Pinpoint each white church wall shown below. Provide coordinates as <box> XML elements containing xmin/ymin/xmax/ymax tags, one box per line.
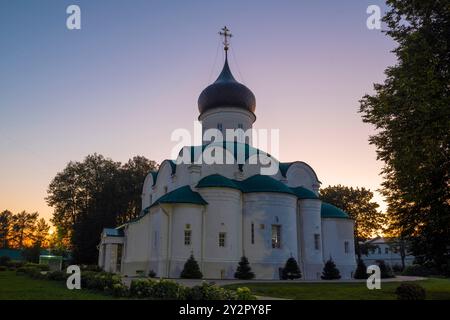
<box><xmin>152</xmin><ymin>160</ymin><xmax>174</xmax><ymax>200</ymax></box>
<box><xmin>199</xmin><ymin>107</ymin><xmax>256</xmax><ymax>144</ymax></box>
<box><xmin>321</xmin><ymin>218</ymin><xmax>357</xmax><ymax>279</ymax></box>
<box><xmin>243</xmin><ymin>192</ymin><xmax>298</xmax><ymax>279</ymax></box>
<box><xmin>168</xmin><ymin>204</ymin><xmax>203</xmax><ymax>278</ymax></box>
<box><xmin>121</xmin><ymin>213</ymin><xmax>152</xmax><ymax>276</ymax></box>
<box><xmin>285</xmin><ymin>162</ymin><xmax>320</xmax><ymax>193</ymax></box>
<box><xmin>298</xmin><ymin>199</ymin><xmax>324</xmax><ymax>280</ymax></box>
<box><xmin>199</xmin><ymin>187</ymin><xmax>242</xmax><ymax>279</ymax></box>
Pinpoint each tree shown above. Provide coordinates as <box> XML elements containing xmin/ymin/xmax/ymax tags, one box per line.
<box><xmin>22</xmin><ymin>243</ymin><xmax>41</xmax><ymax>263</ymax></box>
<box><xmin>10</xmin><ymin>211</ymin><xmax>38</xmax><ymax>248</ymax></box>
<box><xmin>359</xmin><ymin>0</ymin><xmax>450</xmax><ymax>272</ymax></box>
<box><xmin>281</xmin><ymin>257</ymin><xmax>302</xmax><ymax>280</ymax></box>
<box><xmin>47</xmin><ymin>154</ymin><xmax>157</xmax><ymax>264</ymax></box>
<box><xmin>234</xmin><ymin>256</ymin><xmax>255</xmax><ymax>280</ymax></box>
<box><xmin>321</xmin><ymin>258</ymin><xmax>341</xmax><ymax>280</ymax></box>
<box><xmin>354</xmin><ymin>259</ymin><xmax>368</xmax><ymax>279</ymax></box>
<box><xmin>180</xmin><ymin>254</ymin><xmax>203</xmax><ymax>279</ymax></box>
<box><xmin>117</xmin><ymin>156</ymin><xmax>158</xmax><ymax>224</ymax></box>
<box><xmin>32</xmin><ymin>218</ymin><xmax>50</xmax><ymax>248</ymax></box>
<box><xmin>0</xmin><ymin>210</ymin><xmax>12</xmax><ymax>248</ymax></box>
<box><xmin>320</xmin><ymin>185</ymin><xmax>385</xmax><ymax>259</ymax></box>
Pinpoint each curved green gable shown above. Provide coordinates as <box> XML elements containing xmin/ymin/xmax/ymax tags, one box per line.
<box><xmin>150</xmin><ymin>185</ymin><xmax>207</xmax><ymax>208</ymax></box>
<box><xmin>196</xmin><ymin>174</ymin><xmax>240</xmax><ymax>190</ymax></box>
<box><xmin>321</xmin><ymin>202</ymin><xmax>350</xmax><ymax>219</ymax></box>
<box><xmin>290</xmin><ymin>186</ymin><xmax>318</xmax><ymax>199</ymax></box>
<box><xmin>235</xmin><ymin>175</ymin><xmax>295</xmax><ymax>195</ymax></box>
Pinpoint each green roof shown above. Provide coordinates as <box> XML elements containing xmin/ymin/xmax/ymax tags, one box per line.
<box><xmin>197</xmin><ymin>174</ymin><xmax>318</xmax><ymax>198</ymax></box>
<box><xmin>150</xmin><ymin>171</ymin><xmax>158</xmax><ymax>184</ymax></box>
<box><xmin>196</xmin><ymin>174</ymin><xmax>240</xmax><ymax>190</ymax></box>
<box><xmin>321</xmin><ymin>202</ymin><xmax>350</xmax><ymax>219</ymax></box>
<box><xmin>235</xmin><ymin>175</ymin><xmax>296</xmax><ymax>195</ymax></box>
<box><xmin>150</xmin><ymin>185</ymin><xmax>208</xmax><ymax>208</ymax></box>
<box><xmin>290</xmin><ymin>186</ymin><xmax>318</xmax><ymax>199</ymax></box>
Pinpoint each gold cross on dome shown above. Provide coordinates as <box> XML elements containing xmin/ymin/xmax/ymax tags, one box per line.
<box><xmin>219</xmin><ymin>26</ymin><xmax>232</xmax><ymax>51</ymax></box>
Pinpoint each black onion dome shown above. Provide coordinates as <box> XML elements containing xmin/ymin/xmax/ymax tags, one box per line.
<box><xmin>198</xmin><ymin>57</ymin><xmax>256</xmax><ymax>114</ymax></box>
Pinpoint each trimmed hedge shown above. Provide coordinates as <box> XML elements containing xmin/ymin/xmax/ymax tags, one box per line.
<box><xmin>402</xmin><ymin>264</ymin><xmax>437</xmax><ymax>277</ymax></box>
<box><xmin>395</xmin><ymin>283</ymin><xmax>426</xmax><ymax>300</ymax></box>
<box><xmin>15</xmin><ymin>267</ymin><xmax>256</xmax><ymax>300</ymax></box>
<box><xmin>129</xmin><ymin>279</ymin><xmax>256</xmax><ymax>300</ymax></box>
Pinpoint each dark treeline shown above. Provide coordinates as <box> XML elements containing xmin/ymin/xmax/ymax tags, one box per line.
<box><xmin>359</xmin><ymin>0</ymin><xmax>449</xmax><ymax>273</ymax></box>
<box><xmin>46</xmin><ymin>154</ymin><xmax>157</xmax><ymax>264</ymax></box>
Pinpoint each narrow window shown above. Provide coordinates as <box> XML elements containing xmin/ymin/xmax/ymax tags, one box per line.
<box><xmin>314</xmin><ymin>234</ymin><xmax>320</xmax><ymax>250</ymax></box>
<box><xmin>251</xmin><ymin>223</ymin><xmax>255</xmax><ymax>244</ymax></box>
<box><xmin>219</xmin><ymin>232</ymin><xmax>226</xmax><ymax>247</ymax></box>
<box><xmin>164</xmin><ymin>186</ymin><xmax>168</xmax><ymax>194</ymax></box>
<box><xmin>184</xmin><ymin>230</ymin><xmax>191</xmax><ymax>246</ymax></box>
<box><xmin>344</xmin><ymin>241</ymin><xmax>349</xmax><ymax>254</ymax></box>
<box><xmin>385</xmin><ymin>247</ymin><xmax>389</xmax><ymax>254</ymax></box>
<box><xmin>377</xmin><ymin>247</ymin><xmax>381</xmax><ymax>254</ymax></box>
<box><xmin>271</xmin><ymin>225</ymin><xmax>281</xmax><ymax>249</ymax></box>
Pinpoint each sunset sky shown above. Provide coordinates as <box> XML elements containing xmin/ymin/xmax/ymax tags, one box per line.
<box><xmin>0</xmin><ymin>0</ymin><xmax>396</xmax><ymax>221</ymax></box>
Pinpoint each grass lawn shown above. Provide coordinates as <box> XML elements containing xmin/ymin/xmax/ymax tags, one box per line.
<box><xmin>0</xmin><ymin>271</ymin><xmax>114</xmax><ymax>300</ymax></box>
<box><xmin>224</xmin><ymin>278</ymin><xmax>450</xmax><ymax>300</ymax></box>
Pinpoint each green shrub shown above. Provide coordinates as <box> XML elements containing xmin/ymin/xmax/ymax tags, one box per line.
<box><xmin>321</xmin><ymin>258</ymin><xmax>341</xmax><ymax>280</ymax></box>
<box><xmin>16</xmin><ymin>267</ymin><xmax>28</xmax><ymax>274</ymax></box>
<box><xmin>234</xmin><ymin>256</ymin><xmax>255</xmax><ymax>280</ymax></box>
<box><xmin>353</xmin><ymin>259</ymin><xmax>368</xmax><ymax>279</ymax></box>
<box><xmin>281</xmin><ymin>257</ymin><xmax>302</xmax><ymax>280</ymax></box>
<box><xmin>402</xmin><ymin>264</ymin><xmax>437</xmax><ymax>277</ymax></box>
<box><xmin>0</xmin><ymin>266</ymin><xmax>7</xmax><ymax>271</ymax></box>
<box><xmin>150</xmin><ymin>279</ymin><xmax>185</xmax><ymax>300</ymax></box>
<box><xmin>25</xmin><ymin>263</ymin><xmax>50</xmax><ymax>271</ymax></box>
<box><xmin>0</xmin><ymin>256</ymin><xmax>11</xmax><ymax>266</ymax></box>
<box><xmin>392</xmin><ymin>264</ymin><xmax>403</xmax><ymax>273</ymax></box>
<box><xmin>130</xmin><ymin>279</ymin><xmax>155</xmax><ymax>298</ymax></box>
<box><xmin>7</xmin><ymin>260</ymin><xmax>24</xmax><ymax>269</ymax></box>
<box><xmin>136</xmin><ymin>270</ymin><xmax>145</xmax><ymax>277</ymax></box>
<box><xmin>185</xmin><ymin>282</ymin><xmax>232</xmax><ymax>300</ymax></box>
<box><xmin>377</xmin><ymin>260</ymin><xmax>394</xmax><ymax>278</ymax></box>
<box><xmin>109</xmin><ymin>282</ymin><xmax>129</xmax><ymax>297</ymax></box>
<box><xmin>395</xmin><ymin>283</ymin><xmax>426</xmax><ymax>300</ymax></box>
<box><xmin>46</xmin><ymin>270</ymin><xmax>66</xmax><ymax>281</ymax></box>
<box><xmin>235</xmin><ymin>287</ymin><xmax>257</xmax><ymax>300</ymax></box>
<box><xmin>81</xmin><ymin>265</ymin><xmax>102</xmax><ymax>272</ymax></box>
<box><xmin>80</xmin><ymin>271</ymin><xmax>120</xmax><ymax>291</ymax></box>
<box><xmin>180</xmin><ymin>254</ymin><xmax>203</xmax><ymax>279</ymax></box>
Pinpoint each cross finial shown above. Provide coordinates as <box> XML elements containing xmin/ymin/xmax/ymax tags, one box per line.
<box><xmin>219</xmin><ymin>26</ymin><xmax>232</xmax><ymax>52</ymax></box>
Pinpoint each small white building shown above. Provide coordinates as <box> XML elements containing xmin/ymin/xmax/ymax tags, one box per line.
<box><xmin>98</xmin><ymin>37</ymin><xmax>357</xmax><ymax>280</ymax></box>
<box><xmin>360</xmin><ymin>237</ymin><xmax>415</xmax><ymax>268</ymax></box>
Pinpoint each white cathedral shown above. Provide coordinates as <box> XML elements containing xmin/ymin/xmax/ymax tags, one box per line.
<box><xmin>98</xmin><ymin>29</ymin><xmax>356</xmax><ymax>280</ymax></box>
